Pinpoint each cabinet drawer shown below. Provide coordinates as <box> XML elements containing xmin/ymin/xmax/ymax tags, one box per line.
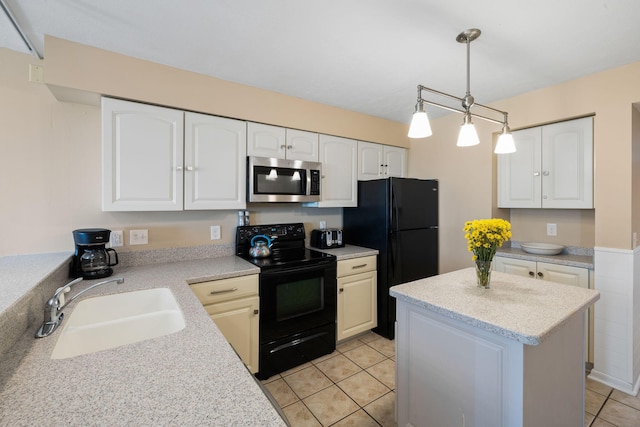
<box><xmin>190</xmin><ymin>274</ymin><xmax>258</xmax><ymax>305</ymax></box>
<box><xmin>338</xmin><ymin>255</ymin><xmax>377</xmax><ymax>277</ymax></box>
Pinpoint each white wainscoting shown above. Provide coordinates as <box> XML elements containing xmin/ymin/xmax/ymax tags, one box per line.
<box><xmin>589</xmin><ymin>246</ymin><xmax>640</xmax><ymax>395</ymax></box>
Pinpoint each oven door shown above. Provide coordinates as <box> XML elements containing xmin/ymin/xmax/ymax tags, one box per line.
<box><xmin>259</xmin><ymin>261</ymin><xmax>336</xmax><ymax>343</ymax></box>
<box><xmin>256</xmin><ymin>260</ymin><xmax>336</xmax><ymax>379</ymax></box>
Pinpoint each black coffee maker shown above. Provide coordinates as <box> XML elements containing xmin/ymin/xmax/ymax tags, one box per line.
<box><xmin>71</xmin><ymin>228</ymin><xmax>119</xmax><ymax>279</ymax></box>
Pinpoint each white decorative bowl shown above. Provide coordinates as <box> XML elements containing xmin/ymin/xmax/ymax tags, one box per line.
<box><xmin>520</xmin><ymin>242</ymin><xmax>565</xmax><ymax>255</ymax></box>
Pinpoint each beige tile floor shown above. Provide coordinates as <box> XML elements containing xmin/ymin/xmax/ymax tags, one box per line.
<box><xmin>261</xmin><ymin>331</ymin><xmax>640</xmax><ymax>426</ymax></box>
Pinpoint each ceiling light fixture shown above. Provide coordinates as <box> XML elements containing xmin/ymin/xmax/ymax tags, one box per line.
<box><xmin>408</xmin><ymin>28</ymin><xmax>515</xmax><ymax>154</ymax></box>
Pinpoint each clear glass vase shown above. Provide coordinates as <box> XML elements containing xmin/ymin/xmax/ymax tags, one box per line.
<box><xmin>475</xmin><ymin>259</ymin><xmax>493</xmax><ymax>289</ymax></box>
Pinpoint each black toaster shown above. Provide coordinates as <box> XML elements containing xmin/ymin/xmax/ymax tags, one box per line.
<box><xmin>310</xmin><ymin>229</ymin><xmax>344</xmax><ymax>249</ymax></box>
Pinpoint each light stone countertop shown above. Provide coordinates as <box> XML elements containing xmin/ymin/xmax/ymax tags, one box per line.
<box><xmin>496</xmin><ymin>247</ymin><xmax>593</xmax><ymax>269</ymax></box>
<box><xmin>0</xmin><ymin>252</ymin><xmax>72</xmax><ymax>314</ymax></box>
<box><xmin>0</xmin><ymin>255</ymin><xmax>287</xmax><ymax>426</ymax></box>
<box><xmin>309</xmin><ymin>244</ymin><xmax>378</xmax><ymax>260</ymax></box>
<box><xmin>390</xmin><ymin>267</ymin><xmax>600</xmax><ymax>346</ymax></box>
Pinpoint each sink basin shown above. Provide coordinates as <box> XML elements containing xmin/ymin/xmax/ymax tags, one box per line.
<box><xmin>51</xmin><ymin>288</ymin><xmax>185</xmax><ymax>359</ymax></box>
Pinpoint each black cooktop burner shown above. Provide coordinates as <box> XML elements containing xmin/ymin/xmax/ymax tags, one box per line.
<box><xmin>235</xmin><ymin>223</ymin><xmax>336</xmax><ymax>271</ymax></box>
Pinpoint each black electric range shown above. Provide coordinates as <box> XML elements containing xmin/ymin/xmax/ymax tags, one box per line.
<box><xmin>235</xmin><ymin>222</ymin><xmax>337</xmax><ymax>380</ymax></box>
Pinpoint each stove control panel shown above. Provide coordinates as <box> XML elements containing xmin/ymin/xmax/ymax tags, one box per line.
<box><xmin>236</xmin><ymin>223</ymin><xmax>306</xmax><ymax>248</ymax></box>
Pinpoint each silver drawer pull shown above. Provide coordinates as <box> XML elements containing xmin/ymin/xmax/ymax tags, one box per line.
<box><xmin>351</xmin><ymin>264</ymin><xmax>368</xmax><ymax>269</ymax></box>
<box><xmin>209</xmin><ymin>287</ymin><xmax>238</xmax><ymax>295</ymax></box>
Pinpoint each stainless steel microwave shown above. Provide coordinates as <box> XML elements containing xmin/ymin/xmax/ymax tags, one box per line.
<box><xmin>247</xmin><ymin>156</ymin><xmax>322</xmax><ymax>202</ymax></box>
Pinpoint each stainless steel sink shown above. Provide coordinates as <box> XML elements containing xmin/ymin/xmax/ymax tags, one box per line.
<box><xmin>51</xmin><ymin>288</ymin><xmax>185</xmax><ymax>359</ymax></box>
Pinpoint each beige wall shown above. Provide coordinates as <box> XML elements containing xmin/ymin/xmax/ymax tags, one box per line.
<box><xmin>44</xmin><ymin>36</ymin><xmax>409</xmax><ymax>148</ymax></box>
<box><xmin>409</xmin><ymin>61</ymin><xmax>640</xmax><ymax>273</ymax></box>
<box><xmin>0</xmin><ymin>47</ymin><xmax>340</xmax><ymax>256</ymax></box>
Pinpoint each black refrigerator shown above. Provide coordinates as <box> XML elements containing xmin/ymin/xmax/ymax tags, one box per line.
<box><xmin>343</xmin><ymin>177</ymin><xmax>438</xmax><ymax>339</ymax></box>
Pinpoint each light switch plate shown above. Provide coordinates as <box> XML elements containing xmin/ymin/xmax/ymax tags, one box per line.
<box><xmin>130</xmin><ymin>229</ymin><xmax>148</xmax><ymax>245</ymax></box>
<box><xmin>546</xmin><ymin>223</ymin><xmax>557</xmax><ymax>236</ymax></box>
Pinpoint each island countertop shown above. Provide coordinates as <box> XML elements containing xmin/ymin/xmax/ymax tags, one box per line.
<box><xmin>390</xmin><ymin>267</ymin><xmax>600</xmax><ymax>346</ymax></box>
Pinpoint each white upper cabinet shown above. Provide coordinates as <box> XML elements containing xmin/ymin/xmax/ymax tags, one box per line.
<box><xmin>358</xmin><ymin>141</ymin><xmax>407</xmax><ymax>180</ymax></box>
<box><xmin>247</xmin><ymin>123</ymin><xmax>318</xmax><ymax>161</ymax></box>
<box><xmin>102</xmin><ymin>98</ymin><xmax>246</xmax><ymax>211</ymax></box>
<box><xmin>102</xmin><ymin>97</ymin><xmax>184</xmax><ymax>211</ymax></box>
<box><xmin>498</xmin><ymin>116</ymin><xmax>593</xmax><ymax>209</ymax></box>
<box><xmin>306</xmin><ymin>135</ymin><xmax>358</xmax><ymax>207</ymax></box>
<box><xmin>184</xmin><ymin>112</ymin><xmax>247</xmax><ymax>210</ymax></box>
<box><xmin>285</xmin><ymin>129</ymin><xmax>319</xmax><ymax>162</ymax></box>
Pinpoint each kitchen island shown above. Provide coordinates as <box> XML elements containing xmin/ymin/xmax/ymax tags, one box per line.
<box><xmin>390</xmin><ymin>267</ymin><xmax>600</xmax><ymax>427</ymax></box>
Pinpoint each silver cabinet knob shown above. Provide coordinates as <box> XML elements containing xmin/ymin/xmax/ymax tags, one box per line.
<box><xmin>543</xmin><ymin>171</ymin><xmax>550</xmax><ymax>176</ymax></box>
<box><xmin>186</xmin><ymin>166</ymin><xmax>194</xmax><ymax>171</ymax></box>
<box><xmin>176</xmin><ymin>165</ymin><xmax>183</xmax><ymax>171</ymax></box>
<box><xmin>533</xmin><ymin>171</ymin><xmax>540</xmax><ymax>176</ymax></box>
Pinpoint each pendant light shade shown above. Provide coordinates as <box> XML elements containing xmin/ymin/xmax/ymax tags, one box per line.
<box><xmin>409</xmin><ymin>28</ymin><xmax>515</xmax><ymax>154</ymax></box>
<box><xmin>408</xmin><ymin>103</ymin><xmax>432</xmax><ymax>138</ymax></box>
<box><xmin>494</xmin><ymin>124</ymin><xmax>516</xmax><ymax>153</ymax></box>
<box><xmin>457</xmin><ymin>114</ymin><xmax>480</xmax><ymax>147</ymax></box>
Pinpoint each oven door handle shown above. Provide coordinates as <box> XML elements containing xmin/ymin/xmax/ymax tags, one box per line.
<box><xmin>259</xmin><ymin>261</ymin><xmax>334</xmax><ymax>277</ymax></box>
<box><xmin>269</xmin><ymin>331</ymin><xmax>329</xmax><ymax>354</ymax></box>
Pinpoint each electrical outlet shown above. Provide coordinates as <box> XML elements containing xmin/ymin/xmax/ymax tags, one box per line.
<box><xmin>319</xmin><ymin>221</ymin><xmax>327</xmax><ymax>229</ymax></box>
<box><xmin>546</xmin><ymin>223</ymin><xmax>557</xmax><ymax>236</ymax></box>
<box><xmin>130</xmin><ymin>229</ymin><xmax>148</xmax><ymax>245</ymax></box>
<box><xmin>210</xmin><ymin>225</ymin><xmax>221</xmax><ymax>240</ymax></box>
<box><xmin>110</xmin><ymin>230</ymin><xmax>124</xmax><ymax>247</ymax></box>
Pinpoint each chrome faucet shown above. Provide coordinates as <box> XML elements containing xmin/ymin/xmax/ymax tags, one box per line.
<box><xmin>35</xmin><ymin>276</ymin><xmax>124</xmax><ymax>338</ymax></box>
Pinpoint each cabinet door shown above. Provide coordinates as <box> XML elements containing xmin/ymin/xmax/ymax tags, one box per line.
<box><xmin>310</xmin><ymin>135</ymin><xmax>358</xmax><ymax>207</ymax></box>
<box><xmin>383</xmin><ymin>146</ymin><xmax>407</xmax><ymax>178</ymax></box>
<box><xmin>357</xmin><ymin>141</ymin><xmax>384</xmax><ymax>180</ymax></box>
<box><xmin>102</xmin><ymin>97</ymin><xmax>184</xmax><ymax>211</ymax></box>
<box><xmin>536</xmin><ymin>262</ymin><xmax>589</xmax><ymax>288</ymax></box>
<box><xmin>184</xmin><ymin>113</ymin><xmax>247</xmax><ymax>210</ymax></box>
<box><xmin>247</xmin><ymin>122</ymin><xmax>286</xmax><ymax>159</ymax></box>
<box><xmin>493</xmin><ymin>257</ymin><xmax>536</xmax><ymax>278</ymax></box>
<box><xmin>205</xmin><ymin>296</ymin><xmax>259</xmax><ymax>374</ymax></box>
<box><xmin>337</xmin><ymin>270</ymin><xmax>377</xmax><ymax>341</ymax></box>
<box><xmin>497</xmin><ymin>127</ymin><xmax>541</xmax><ymax>208</ymax></box>
<box><xmin>541</xmin><ymin>117</ymin><xmax>593</xmax><ymax>209</ymax></box>
<box><xmin>285</xmin><ymin>129</ymin><xmax>319</xmax><ymax>161</ymax></box>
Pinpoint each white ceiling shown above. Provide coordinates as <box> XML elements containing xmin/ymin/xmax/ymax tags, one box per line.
<box><xmin>2</xmin><ymin>0</ymin><xmax>640</xmax><ymax>124</ymax></box>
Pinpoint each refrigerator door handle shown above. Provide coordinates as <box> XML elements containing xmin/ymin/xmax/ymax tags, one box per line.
<box><xmin>389</xmin><ymin>233</ymin><xmax>396</xmax><ymax>279</ymax></box>
<box><xmin>391</xmin><ymin>186</ymin><xmax>400</xmax><ymax>232</ymax></box>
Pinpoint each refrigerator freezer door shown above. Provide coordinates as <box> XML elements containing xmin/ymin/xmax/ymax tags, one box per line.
<box><xmin>389</xmin><ymin>178</ymin><xmax>438</xmax><ymax>231</ymax></box>
<box><xmin>388</xmin><ymin>228</ymin><xmax>438</xmax><ymax>286</ymax></box>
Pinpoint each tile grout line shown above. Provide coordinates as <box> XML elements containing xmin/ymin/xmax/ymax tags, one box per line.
<box><xmin>272</xmin><ymin>336</ymin><xmax>395</xmax><ymax>426</ymax></box>
<box><xmin>588</xmin><ymin>388</ymin><xmax>612</xmax><ymax>426</ymax></box>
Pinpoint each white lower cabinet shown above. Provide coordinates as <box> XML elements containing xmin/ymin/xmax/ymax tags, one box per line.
<box><xmin>190</xmin><ymin>275</ymin><xmax>259</xmax><ymax>373</ymax></box>
<box><xmin>337</xmin><ymin>256</ymin><xmax>377</xmax><ymax>341</ymax></box>
<box><xmin>494</xmin><ymin>256</ymin><xmax>593</xmax><ymax>363</ymax></box>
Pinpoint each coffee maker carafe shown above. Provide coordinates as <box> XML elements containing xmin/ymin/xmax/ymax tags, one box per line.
<box><xmin>71</xmin><ymin>228</ymin><xmax>119</xmax><ymax>279</ymax></box>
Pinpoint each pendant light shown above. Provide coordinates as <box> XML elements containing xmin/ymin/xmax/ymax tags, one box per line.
<box><xmin>408</xmin><ymin>28</ymin><xmax>516</xmax><ymax>154</ymax></box>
